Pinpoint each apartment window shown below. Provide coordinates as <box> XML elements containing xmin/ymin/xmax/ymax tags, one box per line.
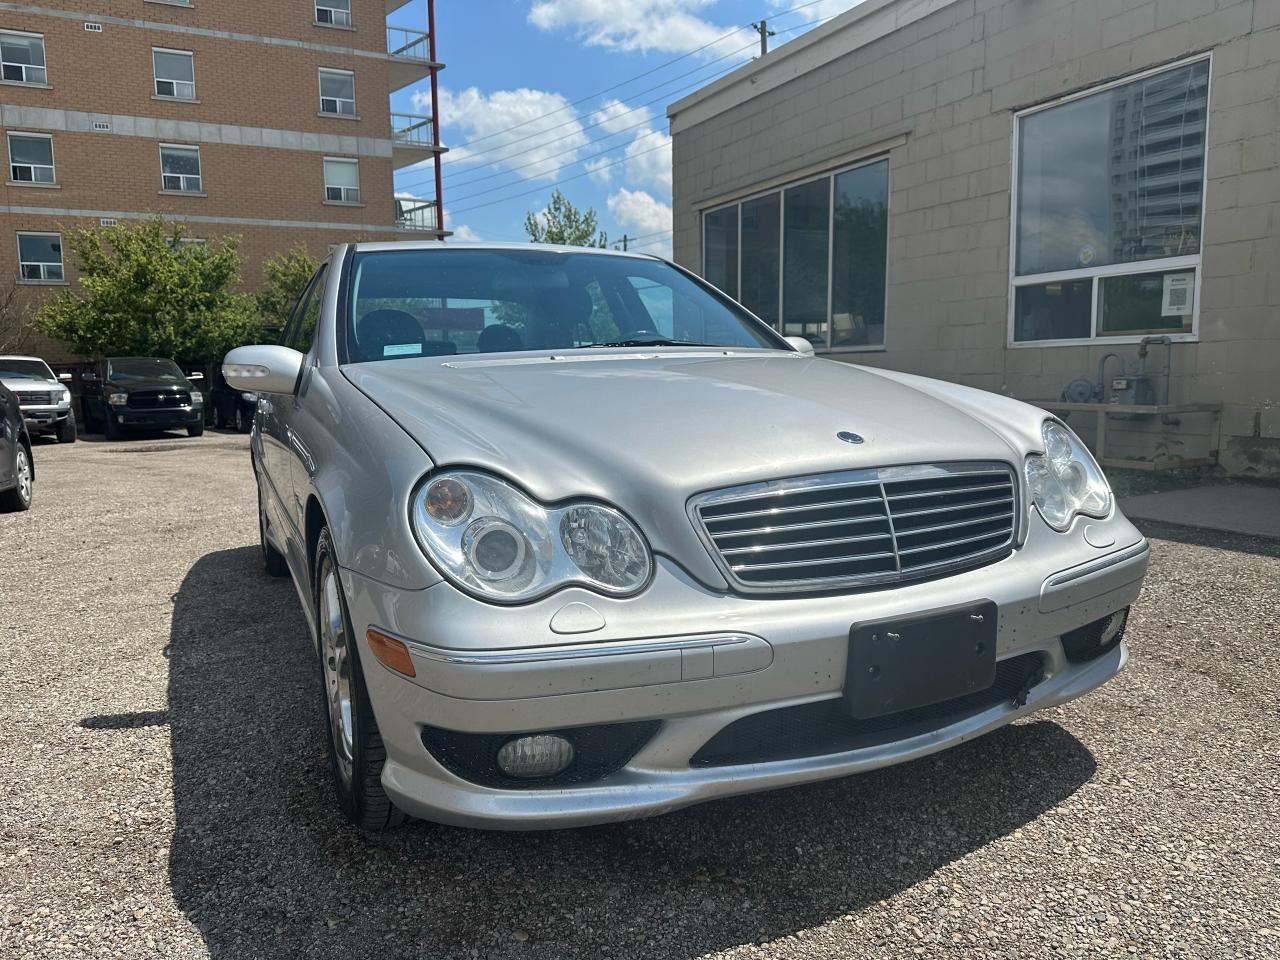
<box><xmin>319</xmin><ymin>68</ymin><xmax>355</xmax><ymax>116</ymax></box>
<box><xmin>316</xmin><ymin>0</ymin><xmax>352</xmax><ymax>27</ymax></box>
<box><xmin>702</xmin><ymin>156</ymin><xmax>889</xmax><ymax>350</ymax></box>
<box><xmin>153</xmin><ymin>48</ymin><xmax>195</xmax><ymax>100</ymax></box>
<box><xmin>7</xmin><ymin>133</ymin><xmax>55</xmax><ymax>184</ymax></box>
<box><xmin>1011</xmin><ymin>57</ymin><xmax>1209</xmax><ymax>344</ymax></box>
<box><xmin>17</xmin><ymin>232</ymin><xmax>63</xmax><ymax>282</ymax></box>
<box><xmin>323</xmin><ymin>157</ymin><xmax>360</xmax><ymax>203</ymax></box>
<box><xmin>160</xmin><ymin>144</ymin><xmax>202</xmax><ymax>193</ymax></box>
<box><xmin>0</xmin><ymin>31</ymin><xmax>46</xmax><ymax>85</ymax></box>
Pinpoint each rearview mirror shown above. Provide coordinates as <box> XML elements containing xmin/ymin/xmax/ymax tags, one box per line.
<box><xmin>785</xmin><ymin>336</ymin><xmax>816</xmax><ymax>357</ymax></box>
<box><xmin>57</xmin><ymin>372</ymin><xmax>73</xmax><ymax>382</ymax></box>
<box><xmin>223</xmin><ymin>345</ymin><xmax>305</xmax><ymax>395</ymax></box>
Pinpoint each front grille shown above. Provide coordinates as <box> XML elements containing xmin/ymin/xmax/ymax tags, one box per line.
<box><xmin>16</xmin><ymin>390</ymin><xmax>53</xmax><ymax>404</ymax></box>
<box><xmin>691</xmin><ymin>653</ymin><xmax>1045</xmax><ymax>767</ymax></box>
<box><xmin>692</xmin><ymin>463</ymin><xmax>1017</xmax><ymax>593</ymax></box>
<box><xmin>126</xmin><ymin>390</ymin><xmax>190</xmax><ymax>409</ymax></box>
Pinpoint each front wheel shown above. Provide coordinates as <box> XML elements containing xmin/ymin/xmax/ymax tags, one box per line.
<box><xmin>57</xmin><ymin>412</ymin><xmax>77</xmax><ymax>443</ymax></box>
<box><xmin>0</xmin><ymin>442</ymin><xmax>32</xmax><ymax>512</ymax></box>
<box><xmin>103</xmin><ymin>412</ymin><xmax>121</xmax><ymax>441</ymax></box>
<box><xmin>314</xmin><ymin>527</ymin><xmax>404</xmax><ymax>831</ymax></box>
<box><xmin>235</xmin><ymin>404</ymin><xmax>249</xmax><ymax>434</ymax></box>
<box><xmin>187</xmin><ymin>421</ymin><xmax>204</xmax><ymax>438</ymax></box>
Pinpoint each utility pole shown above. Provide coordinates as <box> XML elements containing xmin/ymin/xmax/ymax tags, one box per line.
<box><xmin>622</xmin><ymin>234</ymin><xmax>629</xmax><ymax>252</ymax></box>
<box><xmin>752</xmin><ymin>19</ymin><xmax>775</xmax><ymax>57</ymax></box>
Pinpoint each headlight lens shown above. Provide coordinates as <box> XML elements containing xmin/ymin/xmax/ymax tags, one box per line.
<box><xmin>1025</xmin><ymin>420</ymin><xmax>1111</xmax><ymax>531</ymax></box>
<box><xmin>191</xmin><ymin>391</ymin><xmax>203</xmax><ymax>407</ymax></box>
<box><xmin>240</xmin><ymin>392</ymin><xmax>259</xmax><ymax>403</ymax></box>
<box><xmin>411</xmin><ymin>471</ymin><xmax>652</xmax><ymax>602</ymax></box>
<box><xmin>59</xmin><ymin>388</ymin><xmax>71</xmax><ymax>405</ymax></box>
<box><xmin>108</xmin><ymin>392</ymin><xmax>128</xmax><ymax>405</ymax></box>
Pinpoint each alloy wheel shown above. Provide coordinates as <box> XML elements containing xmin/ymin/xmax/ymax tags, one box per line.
<box><xmin>319</xmin><ymin>563</ymin><xmax>355</xmax><ymax>787</ymax></box>
<box><xmin>15</xmin><ymin>447</ymin><xmax>31</xmax><ymax>506</ymax></box>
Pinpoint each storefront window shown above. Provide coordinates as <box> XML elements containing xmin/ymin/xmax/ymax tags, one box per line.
<box><xmin>702</xmin><ymin>156</ymin><xmax>889</xmax><ymax>351</ymax></box>
<box><xmin>1012</xmin><ymin>57</ymin><xmax>1208</xmax><ymax>343</ymax></box>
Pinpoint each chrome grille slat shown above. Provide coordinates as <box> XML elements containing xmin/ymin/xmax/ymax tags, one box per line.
<box><xmin>701</xmin><ymin>494</ymin><xmax>885</xmax><ymax>525</ymax></box>
<box><xmin>709</xmin><ymin>513</ymin><xmax>891</xmax><ymax>541</ymax></box>
<box><xmin>692</xmin><ymin>462</ymin><xmax>1018</xmax><ymax>592</ymax></box>
<box><xmin>720</xmin><ymin>530</ymin><xmax>894</xmax><ymax>557</ymax></box>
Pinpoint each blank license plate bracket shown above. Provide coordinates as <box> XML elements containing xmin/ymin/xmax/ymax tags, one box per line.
<box><xmin>845</xmin><ymin>600</ymin><xmax>997</xmax><ymax>720</ymax></box>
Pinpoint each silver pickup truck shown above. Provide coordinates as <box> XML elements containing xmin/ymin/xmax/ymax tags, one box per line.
<box><xmin>0</xmin><ymin>356</ymin><xmax>77</xmax><ymax>443</ymax></box>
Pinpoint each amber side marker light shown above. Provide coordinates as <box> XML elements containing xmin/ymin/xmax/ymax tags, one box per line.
<box><xmin>367</xmin><ymin>629</ymin><xmax>416</xmax><ymax>677</ymax></box>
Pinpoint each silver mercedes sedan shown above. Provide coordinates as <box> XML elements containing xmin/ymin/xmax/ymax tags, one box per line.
<box><xmin>223</xmin><ymin>242</ymin><xmax>1148</xmax><ymax>832</ymax></box>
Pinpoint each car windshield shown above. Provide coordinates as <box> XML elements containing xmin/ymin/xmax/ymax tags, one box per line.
<box><xmin>107</xmin><ymin>358</ymin><xmax>188</xmax><ymax>382</ymax></box>
<box><xmin>0</xmin><ymin>359</ymin><xmax>54</xmax><ymax>380</ymax></box>
<box><xmin>343</xmin><ymin>248</ymin><xmax>786</xmax><ymax>363</ymax></box>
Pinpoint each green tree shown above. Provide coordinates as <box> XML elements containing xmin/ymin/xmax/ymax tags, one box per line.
<box><xmin>523</xmin><ymin>189</ymin><xmax>608</xmax><ymax>247</ymax></box>
<box><xmin>35</xmin><ymin>219</ymin><xmax>259</xmax><ymax>363</ymax></box>
<box><xmin>257</xmin><ymin>245</ymin><xmax>319</xmax><ymax>329</ymax></box>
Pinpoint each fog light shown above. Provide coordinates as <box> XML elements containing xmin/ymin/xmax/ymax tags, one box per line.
<box><xmin>1099</xmin><ymin>608</ymin><xmax>1127</xmax><ymax>646</ymax></box>
<box><xmin>496</xmin><ymin>734</ymin><xmax>574</xmax><ymax>779</ymax></box>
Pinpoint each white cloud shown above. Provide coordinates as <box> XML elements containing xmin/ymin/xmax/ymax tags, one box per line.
<box><xmin>450</xmin><ymin>223</ymin><xmax>483</xmax><ymax>242</ymax></box>
<box><xmin>591</xmin><ymin>98</ymin><xmax>652</xmax><ymax>134</ymax></box>
<box><xmin>584</xmin><ymin>156</ymin><xmax>613</xmax><ymax>186</ymax></box>
<box><xmin>417</xmin><ymin>86</ymin><xmax>589</xmax><ymax>181</ymax></box>
<box><xmin>624</xmin><ymin>128</ymin><xmax>672</xmax><ymax>190</ymax></box>
<box><xmin>528</xmin><ymin>0</ymin><xmax>754</xmax><ymax>56</ymax></box>
<box><xmin>607</xmin><ymin>188</ymin><xmax>672</xmax><ymax>255</ymax></box>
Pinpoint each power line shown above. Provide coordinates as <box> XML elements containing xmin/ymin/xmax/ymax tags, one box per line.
<box><xmin>417</xmin><ymin>0</ymin><xmax>839</xmax><ymax>166</ymax></box>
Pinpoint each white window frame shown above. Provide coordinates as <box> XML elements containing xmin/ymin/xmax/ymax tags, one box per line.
<box><xmin>16</xmin><ymin>231</ymin><xmax>64</xmax><ymax>282</ymax></box>
<box><xmin>0</xmin><ymin>30</ymin><xmax>46</xmax><ymax>86</ymax></box>
<box><xmin>323</xmin><ymin>156</ymin><xmax>361</xmax><ymax>203</ymax></box>
<box><xmin>159</xmin><ymin>143</ymin><xmax>202</xmax><ymax>193</ymax></box>
<box><xmin>315</xmin><ymin>0</ymin><xmax>352</xmax><ymax>27</ymax></box>
<box><xmin>152</xmin><ymin>47</ymin><xmax>196</xmax><ymax>100</ymax></box>
<box><xmin>318</xmin><ymin>68</ymin><xmax>356</xmax><ymax>116</ymax></box>
<box><xmin>1007</xmin><ymin>53</ymin><xmax>1211</xmax><ymax>348</ymax></box>
<box><xmin>7</xmin><ymin>131</ymin><xmax>55</xmax><ymax>184</ymax></box>
<box><xmin>700</xmin><ymin>154</ymin><xmax>891</xmax><ymax>354</ymax></box>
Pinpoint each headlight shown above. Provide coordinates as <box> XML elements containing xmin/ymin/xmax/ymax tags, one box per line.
<box><xmin>1025</xmin><ymin>420</ymin><xmax>1111</xmax><ymax>531</ymax></box>
<box><xmin>240</xmin><ymin>392</ymin><xmax>259</xmax><ymax>403</ymax></box>
<box><xmin>59</xmin><ymin>388</ymin><xmax>71</xmax><ymax>405</ymax></box>
<box><xmin>191</xmin><ymin>391</ymin><xmax>203</xmax><ymax>407</ymax></box>
<box><xmin>108</xmin><ymin>392</ymin><xmax>128</xmax><ymax>405</ymax></box>
<box><xmin>411</xmin><ymin>470</ymin><xmax>652</xmax><ymax>602</ymax></box>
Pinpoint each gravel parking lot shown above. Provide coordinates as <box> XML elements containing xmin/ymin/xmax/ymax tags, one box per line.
<box><xmin>1</xmin><ymin>432</ymin><xmax>1278</xmax><ymax>959</ymax></box>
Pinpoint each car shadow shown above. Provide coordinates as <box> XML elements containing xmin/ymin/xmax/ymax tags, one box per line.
<box><xmin>147</xmin><ymin>547</ymin><xmax>1097</xmax><ymax>959</ymax></box>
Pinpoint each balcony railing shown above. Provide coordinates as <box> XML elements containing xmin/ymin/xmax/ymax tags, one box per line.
<box><xmin>387</xmin><ymin>26</ymin><xmax>430</xmax><ymax>61</ymax></box>
<box><xmin>395</xmin><ymin>197</ymin><xmax>438</xmax><ymax>231</ymax></box>
<box><xmin>392</xmin><ymin>113</ymin><xmax>434</xmax><ymax>147</ymax></box>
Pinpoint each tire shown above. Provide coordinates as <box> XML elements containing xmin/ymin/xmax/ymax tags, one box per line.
<box><xmin>103</xmin><ymin>412</ymin><xmax>121</xmax><ymax>441</ymax></box>
<box><xmin>313</xmin><ymin>527</ymin><xmax>405</xmax><ymax>831</ymax></box>
<box><xmin>187</xmin><ymin>421</ymin><xmax>205</xmax><ymax>438</ymax></box>
<box><xmin>213</xmin><ymin>406</ymin><xmax>225</xmax><ymax>429</ymax></box>
<box><xmin>57</xmin><ymin>412</ymin><xmax>77</xmax><ymax>444</ymax></box>
<box><xmin>0</xmin><ymin>442</ymin><xmax>33</xmax><ymax>512</ymax></box>
<box><xmin>257</xmin><ymin>480</ymin><xmax>289</xmax><ymax>578</ymax></box>
<box><xmin>235</xmin><ymin>404</ymin><xmax>249</xmax><ymax>434</ymax></box>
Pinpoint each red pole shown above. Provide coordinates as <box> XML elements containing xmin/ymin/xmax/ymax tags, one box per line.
<box><xmin>427</xmin><ymin>0</ymin><xmax>444</xmax><ymax>238</ymax></box>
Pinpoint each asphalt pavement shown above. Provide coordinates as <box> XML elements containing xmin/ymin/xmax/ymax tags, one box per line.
<box><xmin>1</xmin><ymin>431</ymin><xmax>1277</xmax><ymax>959</ymax></box>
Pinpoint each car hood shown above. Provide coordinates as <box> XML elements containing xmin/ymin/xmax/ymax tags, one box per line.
<box><xmin>343</xmin><ymin>348</ymin><xmax>1030</xmax><ymax>497</ymax></box>
<box><xmin>105</xmin><ymin>378</ymin><xmax>191</xmax><ymax>391</ymax></box>
<box><xmin>0</xmin><ymin>377</ymin><xmax>59</xmax><ymax>393</ymax></box>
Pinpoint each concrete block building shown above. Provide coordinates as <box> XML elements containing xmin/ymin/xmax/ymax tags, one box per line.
<box><xmin>669</xmin><ymin>0</ymin><xmax>1280</xmax><ymax>476</ymax></box>
<box><xmin>1</xmin><ymin>0</ymin><xmax>446</xmax><ymax>352</ymax></box>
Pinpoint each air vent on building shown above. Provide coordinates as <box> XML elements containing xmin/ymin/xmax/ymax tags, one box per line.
<box><xmin>100</xmin><ymin>218</ymin><xmax>118</xmax><ymax>227</ymax></box>
<box><xmin>84</xmin><ymin>22</ymin><xmax>103</xmax><ymax>32</ymax></box>
<box><xmin>92</xmin><ymin>121</ymin><xmax>111</xmax><ymax>132</ymax></box>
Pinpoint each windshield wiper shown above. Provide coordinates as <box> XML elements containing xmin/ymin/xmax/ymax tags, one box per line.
<box><xmin>574</xmin><ymin>337</ymin><xmax>720</xmax><ymax>348</ymax></box>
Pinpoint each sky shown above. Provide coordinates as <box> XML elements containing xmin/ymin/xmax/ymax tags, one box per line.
<box><xmin>388</xmin><ymin>1</ymin><xmax>866</xmax><ymax>256</ymax></box>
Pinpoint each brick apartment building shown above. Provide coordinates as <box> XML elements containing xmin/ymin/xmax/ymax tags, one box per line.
<box><xmin>0</xmin><ymin>0</ymin><xmax>446</xmax><ymax>352</ymax></box>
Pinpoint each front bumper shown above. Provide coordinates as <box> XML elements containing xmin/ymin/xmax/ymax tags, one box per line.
<box><xmin>341</xmin><ymin>515</ymin><xmax>1149</xmax><ymax>830</ymax></box>
<box><xmin>113</xmin><ymin>406</ymin><xmax>201</xmax><ymax>427</ymax></box>
<box><xmin>21</xmin><ymin>404</ymin><xmax>72</xmax><ymax>431</ymax></box>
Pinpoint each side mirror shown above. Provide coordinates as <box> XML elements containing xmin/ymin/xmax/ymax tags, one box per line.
<box><xmin>57</xmin><ymin>372</ymin><xmax>73</xmax><ymax>382</ymax></box>
<box><xmin>223</xmin><ymin>344</ymin><xmax>304</xmax><ymax>395</ymax></box>
<box><xmin>785</xmin><ymin>336</ymin><xmax>816</xmax><ymax>357</ymax></box>
<box><xmin>82</xmin><ymin>372</ymin><xmax>99</xmax><ymax>382</ymax></box>
<box><xmin>186</xmin><ymin>371</ymin><xmax>205</xmax><ymax>381</ymax></box>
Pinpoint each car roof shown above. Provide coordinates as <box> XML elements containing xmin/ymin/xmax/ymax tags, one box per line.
<box><xmin>0</xmin><ymin>355</ymin><xmax>48</xmax><ymax>362</ymax></box>
<box><xmin>340</xmin><ymin>240</ymin><xmax>665</xmax><ymax>261</ymax></box>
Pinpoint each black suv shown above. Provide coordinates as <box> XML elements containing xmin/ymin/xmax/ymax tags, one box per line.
<box><xmin>210</xmin><ymin>368</ymin><xmax>256</xmax><ymax>433</ymax></box>
<box><xmin>82</xmin><ymin>357</ymin><xmax>205</xmax><ymax>439</ymax></box>
<box><xmin>0</xmin><ymin>382</ymin><xmax>34</xmax><ymax>511</ymax></box>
